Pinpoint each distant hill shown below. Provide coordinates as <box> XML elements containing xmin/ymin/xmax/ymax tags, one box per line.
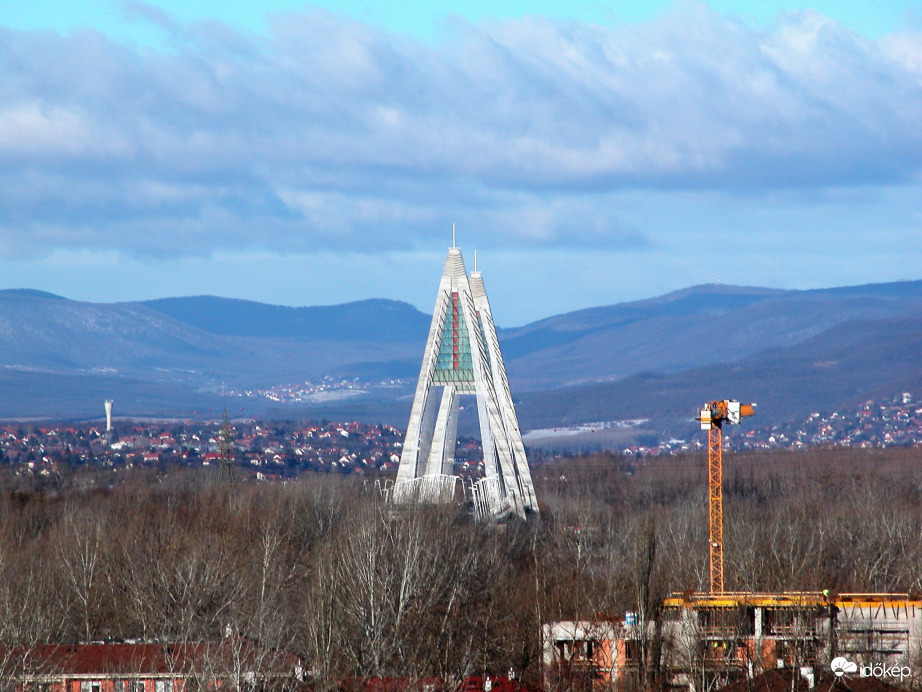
<box><xmin>501</xmin><ymin>281</ymin><xmax>922</xmax><ymax>390</ymax></box>
<box><xmin>512</xmin><ymin>306</ymin><xmax>922</xmax><ymax>443</ymax></box>
<box><xmin>0</xmin><ymin>289</ymin><xmax>68</xmax><ymax>300</ymax></box>
<box><xmin>0</xmin><ymin>293</ymin><xmax>428</xmax><ymax>417</ymax></box>
<box><xmin>141</xmin><ymin>296</ymin><xmax>429</xmax><ymax>343</ymax></box>
<box><xmin>0</xmin><ymin>281</ymin><xmax>919</xmax><ymax>436</ymax></box>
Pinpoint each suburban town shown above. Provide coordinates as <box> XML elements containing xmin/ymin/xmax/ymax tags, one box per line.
<box><xmin>631</xmin><ymin>392</ymin><xmax>922</xmax><ymax>456</ymax></box>
<box><xmin>3</xmin><ymin>391</ymin><xmax>921</xmax><ymax>483</ymax></box>
<box><xmin>0</xmin><ymin>416</ymin><xmax>488</xmax><ymax>483</ymax></box>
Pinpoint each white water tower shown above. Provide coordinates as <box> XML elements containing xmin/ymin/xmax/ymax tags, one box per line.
<box><xmin>104</xmin><ymin>400</ymin><xmax>113</xmax><ymax>432</ymax></box>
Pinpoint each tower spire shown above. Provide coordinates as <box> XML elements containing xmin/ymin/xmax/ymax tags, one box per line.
<box><xmin>393</xmin><ymin>244</ymin><xmax>538</xmax><ymax>520</ymax></box>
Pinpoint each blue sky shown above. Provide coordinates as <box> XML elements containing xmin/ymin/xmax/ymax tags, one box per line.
<box><xmin>2</xmin><ymin>0</ymin><xmax>919</xmax><ymax>40</ymax></box>
<box><xmin>0</xmin><ymin>0</ymin><xmax>921</xmax><ymax>324</ymax></box>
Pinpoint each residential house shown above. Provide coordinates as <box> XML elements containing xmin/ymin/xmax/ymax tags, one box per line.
<box><xmin>3</xmin><ymin>640</ymin><xmax>302</xmax><ymax>692</ymax></box>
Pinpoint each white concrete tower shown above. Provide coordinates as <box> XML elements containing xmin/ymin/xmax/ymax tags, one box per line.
<box><xmin>393</xmin><ymin>244</ymin><xmax>538</xmax><ymax>519</ymax></box>
<box><xmin>104</xmin><ymin>400</ymin><xmax>113</xmax><ymax>432</ymax></box>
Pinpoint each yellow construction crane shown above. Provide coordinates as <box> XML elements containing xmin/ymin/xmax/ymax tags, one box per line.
<box><xmin>696</xmin><ymin>400</ymin><xmax>755</xmax><ymax>594</ymax></box>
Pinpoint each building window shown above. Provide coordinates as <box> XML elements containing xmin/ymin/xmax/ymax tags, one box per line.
<box><xmin>115</xmin><ymin>680</ymin><xmax>145</xmax><ymax>692</ymax></box>
<box><xmin>625</xmin><ymin>640</ymin><xmax>641</xmax><ymax>662</ymax></box>
<box><xmin>555</xmin><ymin>639</ymin><xmax>594</xmax><ymax>663</ymax></box>
<box><xmin>155</xmin><ymin>681</ymin><xmax>172</xmax><ymax>692</ymax></box>
<box><xmin>80</xmin><ymin>682</ymin><xmax>102</xmax><ymax>692</ymax></box>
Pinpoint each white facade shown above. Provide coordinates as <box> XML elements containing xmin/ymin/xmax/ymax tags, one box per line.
<box><xmin>394</xmin><ymin>246</ymin><xmax>538</xmax><ymax>520</ymax></box>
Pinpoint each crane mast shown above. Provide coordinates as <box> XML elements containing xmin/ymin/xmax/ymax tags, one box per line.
<box><xmin>696</xmin><ymin>400</ymin><xmax>755</xmax><ymax>593</ymax></box>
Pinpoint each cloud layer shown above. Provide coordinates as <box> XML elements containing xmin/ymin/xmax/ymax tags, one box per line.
<box><xmin>1</xmin><ymin>2</ymin><xmax>921</xmax><ymax>259</ymax></box>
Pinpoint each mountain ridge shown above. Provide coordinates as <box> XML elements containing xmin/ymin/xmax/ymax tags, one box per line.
<box><xmin>140</xmin><ymin>296</ymin><xmax>429</xmax><ymax>343</ymax></box>
<box><xmin>0</xmin><ymin>281</ymin><xmax>917</xmax><ymax>441</ymax></box>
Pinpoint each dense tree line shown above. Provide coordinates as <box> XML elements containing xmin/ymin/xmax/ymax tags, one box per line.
<box><xmin>1</xmin><ymin>446</ymin><xmax>921</xmax><ymax>688</ymax></box>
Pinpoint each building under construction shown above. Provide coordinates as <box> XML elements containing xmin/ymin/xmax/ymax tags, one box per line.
<box><xmin>544</xmin><ymin>591</ymin><xmax>922</xmax><ymax>690</ymax></box>
<box><xmin>544</xmin><ymin>401</ymin><xmax>922</xmax><ymax>690</ymax></box>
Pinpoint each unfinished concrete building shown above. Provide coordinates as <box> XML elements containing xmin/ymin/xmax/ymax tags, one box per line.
<box><xmin>543</xmin><ymin>592</ymin><xmax>922</xmax><ymax>690</ymax></box>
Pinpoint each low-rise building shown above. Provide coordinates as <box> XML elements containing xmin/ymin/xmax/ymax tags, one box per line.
<box><xmin>2</xmin><ymin>640</ymin><xmax>302</xmax><ymax>692</ymax></box>
<box><xmin>544</xmin><ymin>592</ymin><xmax>922</xmax><ymax>691</ymax></box>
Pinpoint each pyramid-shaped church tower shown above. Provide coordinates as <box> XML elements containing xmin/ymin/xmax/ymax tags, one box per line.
<box><xmin>393</xmin><ymin>244</ymin><xmax>538</xmax><ymax>520</ymax></box>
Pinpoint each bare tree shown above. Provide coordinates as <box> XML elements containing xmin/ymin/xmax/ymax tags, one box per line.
<box><xmin>53</xmin><ymin>504</ymin><xmax>112</xmax><ymax>642</ymax></box>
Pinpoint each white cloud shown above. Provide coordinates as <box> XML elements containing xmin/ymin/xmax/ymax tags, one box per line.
<box><xmin>0</xmin><ymin>4</ymin><xmax>920</xmax><ymax>260</ymax></box>
<box><xmin>0</xmin><ymin>104</ymin><xmax>94</xmax><ymax>156</ymax></box>
<box><xmin>881</xmin><ymin>31</ymin><xmax>922</xmax><ymax>79</ymax></box>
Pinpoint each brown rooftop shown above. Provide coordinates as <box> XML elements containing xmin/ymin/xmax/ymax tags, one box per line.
<box><xmin>3</xmin><ymin>640</ymin><xmax>300</xmax><ymax>678</ymax></box>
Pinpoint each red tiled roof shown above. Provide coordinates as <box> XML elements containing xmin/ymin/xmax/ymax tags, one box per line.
<box><xmin>339</xmin><ymin>676</ymin><xmax>541</xmax><ymax>692</ymax></box>
<box><xmin>339</xmin><ymin>677</ymin><xmax>443</xmax><ymax>692</ymax></box>
<box><xmin>5</xmin><ymin>640</ymin><xmax>299</xmax><ymax>677</ymax></box>
<box><xmin>454</xmin><ymin>677</ymin><xmax>541</xmax><ymax>692</ymax></box>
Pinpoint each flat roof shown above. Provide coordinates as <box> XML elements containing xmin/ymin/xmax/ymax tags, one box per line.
<box><xmin>663</xmin><ymin>592</ymin><xmax>922</xmax><ymax>609</ymax></box>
